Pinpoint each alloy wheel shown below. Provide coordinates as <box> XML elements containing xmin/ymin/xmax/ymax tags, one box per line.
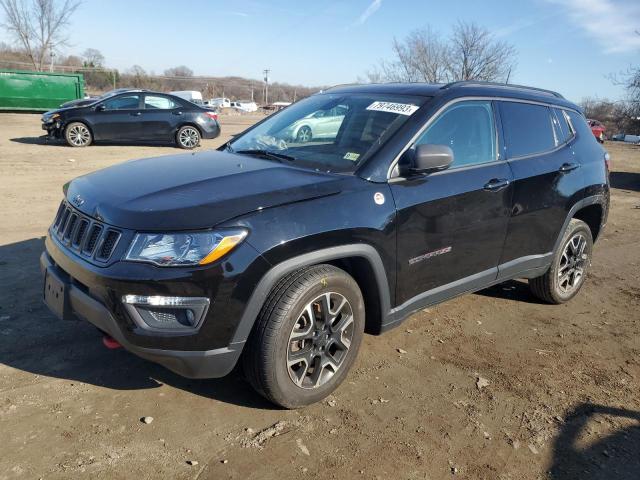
<box><xmin>297</xmin><ymin>126</ymin><xmax>311</xmax><ymax>143</ymax></box>
<box><xmin>287</xmin><ymin>292</ymin><xmax>354</xmax><ymax>389</ymax></box>
<box><xmin>179</xmin><ymin>127</ymin><xmax>199</xmax><ymax>148</ymax></box>
<box><xmin>68</xmin><ymin>124</ymin><xmax>90</xmax><ymax>146</ymax></box>
<box><xmin>558</xmin><ymin>233</ymin><xmax>588</xmax><ymax>294</ymax></box>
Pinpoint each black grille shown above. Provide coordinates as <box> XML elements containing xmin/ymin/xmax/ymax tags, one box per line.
<box><xmin>50</xmin><ymin>200</ymin><xmax>121</xmax><ymax>263</ymax></box>
<box><xmin>97</xmin><ymin>230</ymin><xmax>120</xmax><ymax>260</ymax></box>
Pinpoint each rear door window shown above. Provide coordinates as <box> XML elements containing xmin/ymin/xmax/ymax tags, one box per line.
<box><xmin>144</xmin><ymin>95</ymin><xmax>179</xmax><ymax>109</ymax></box>
<box><xmin>500</xmin><ymin>102</ymin><xmax>556</xmax><ymax>158</ymax></box>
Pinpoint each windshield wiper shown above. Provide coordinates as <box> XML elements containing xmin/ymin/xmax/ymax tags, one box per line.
<box><xmin>234</xmin><ymin>149</ymin><xmax>296</xmax><ymax>163</ymax></box>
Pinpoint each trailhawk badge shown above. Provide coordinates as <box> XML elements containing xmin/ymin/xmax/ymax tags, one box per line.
<box><xmin>409</xmin><ymin>246</ymin><xmax>452</xmax><ymax>265</ymax></box>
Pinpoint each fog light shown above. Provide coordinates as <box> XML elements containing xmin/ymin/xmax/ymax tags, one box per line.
<box><xmin>122</xmin><ymin>295</ymin><xmax>210</xmax><ymax>332</ymax></box>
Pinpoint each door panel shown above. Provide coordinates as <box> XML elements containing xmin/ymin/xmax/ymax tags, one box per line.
<box><xmin>498</xmin><ymin>102</ymin><xmax>584</xmax><ymax>266</ymax></box>
<box><xmin>390</xmin><ymin>99</ymin><xmax>512</xmax><ymax>306</ymax></box>
<box><xmin>90</xmin><ymin>94</ymin><xmax>142</xmax><ymax>140</ymax></box>
<box><xmin>139</xmin><ymin>95</ymin><xmax>181</xmax><ymax>140</ymax></box>
<box><xmin>391</xmin><ymin>162</ymin><xmax>513</xmax><ymax>304</ymax></box>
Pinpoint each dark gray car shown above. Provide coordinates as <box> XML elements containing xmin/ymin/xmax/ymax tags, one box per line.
<box><xmin>42</xmin><ymin>89</ymin><xmax>220</xmax><ymax>149</ymax></box>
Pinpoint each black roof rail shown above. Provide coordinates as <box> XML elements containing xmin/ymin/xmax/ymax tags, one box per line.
<box><xmin>440</xmin><ymin>81</ymin><xmax>564</xmax><ymax>99</ymax></box>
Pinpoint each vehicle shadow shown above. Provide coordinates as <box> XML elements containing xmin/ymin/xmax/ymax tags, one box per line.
<box><xmin>475</xmin><ymin>279</ymin><xmax>547</xmax><ymax>305</ymax></box>
<box><xmin>550</xmin><ymin>403</ymin><xmax>640</xmax><ymax>479</ymax></box>
<box><xmin>609</xmin><ymin>171</ymin><xmax>640</xmax><ymax>192</ymax></box>
<box><xmin>0</xmin><ymin>237</ymin><xmax>277</xmax><ymax>410</ymax></box>
<box><xmin>10</xmin><ymin>136</ymin><xmax>183</xmax><ymax>149</ymax></box>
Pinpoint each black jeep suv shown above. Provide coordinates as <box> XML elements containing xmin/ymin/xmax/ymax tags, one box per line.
<box><xmin>41</xmin><ymin>82</ymin><xmax>609</xmax><ymax>408</ymax></box>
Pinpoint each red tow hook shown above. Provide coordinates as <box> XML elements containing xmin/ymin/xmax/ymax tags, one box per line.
<box><xmin>102</xmin><ymin>334</ymin><xmax>122</xmax><ymax>349</ymax></box>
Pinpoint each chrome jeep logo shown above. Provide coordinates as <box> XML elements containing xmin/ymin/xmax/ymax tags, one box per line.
<box><xmin>72</xmin><ymin>194</ymin><xmax>85</xmax><ymax>207</ymax></box>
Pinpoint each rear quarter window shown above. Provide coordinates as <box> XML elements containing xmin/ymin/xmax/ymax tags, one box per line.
<box><xmin>565</xmin><ymin>110</ymin><xmax>595</xmax><ymax>140</ymax></box>
<box><xmin>552</xmin><ymin>108</ymin><xmax>573</xmax><ymax>143</ymax></box>
<box><xmin>500</xmin><ymin>101</ymin><xmax>556</xmax><ymax>158</ymax></box>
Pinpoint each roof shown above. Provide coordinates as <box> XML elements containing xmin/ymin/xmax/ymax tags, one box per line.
<box><xmin>325</xmin><ymin>81</ymin><xmax>578</xmax><ymax>109</ymax></box>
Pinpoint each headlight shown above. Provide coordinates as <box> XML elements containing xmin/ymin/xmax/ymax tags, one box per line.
<box><xmin>43</xmin><ymin>113</ymin><xmax>60</xmax><ymax>122</ymax></box>
<box><xmin>125</xmin><ymin>229</ymin><xmax>247</xmax><ymax>266</ymax></box>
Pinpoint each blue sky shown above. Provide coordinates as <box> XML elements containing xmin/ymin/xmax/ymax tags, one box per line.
<box><xmin>2</xmin><ymin>0</ymin><xmax>639</xmax><ymax>102</ymax></box>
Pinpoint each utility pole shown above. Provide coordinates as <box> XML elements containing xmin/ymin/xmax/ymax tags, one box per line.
<box><xmin>263</xmin><ymin>68</ymin><xmax>270</xmax><ymax>105</ymax></box>
<box><xmin>49</xmin><ymin>51</ymin><xmax>55</xmax><ymax>72</ymax></box>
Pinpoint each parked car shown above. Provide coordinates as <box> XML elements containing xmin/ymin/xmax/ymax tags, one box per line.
<box><xmin>41</xmin><ymin>89</ymin><xmax>220</xmax><ymax>149</ymax></box>
<box><xmin>169</xmin><ymin>90</ymin><xmax>205</xmax><ymax>106</ymax></box>
<box><xmin>41</xmin><ymin>81</ymin><xmax>609</xmax><ymax>408</ymax></box>
<box><xmin>623</xmin><ymin>134</ymin><xmax>640</xmax><ymax>144</ymax></box>
<box><xmin>207</xmin><ymin>97</ymin><xmax>231</xmax><ymax>109</ymax></box>
<box><xmin>282</xmin><ymin>105</ymin><xmax>348</xmax><ymax>142</ymax></box>
<box><xmin>611</xmin><ymin>133</ymin><xmax>625</xmax><ymax>141</ymax></box>
<box><xmin>230</xmin><ymin>100</ymin><xmax>258</xmax><ymax>112</ymax></box>
<box><xmin>588</xmin><ymin>119</ymin><xmax>606</xmax><ymax>143</ymax></box>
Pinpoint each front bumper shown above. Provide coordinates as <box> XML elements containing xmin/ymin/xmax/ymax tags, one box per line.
<box><xmin>40</xmin><ymin>251</ymin><xmax>242</xmax><ymax>378</ymax></box>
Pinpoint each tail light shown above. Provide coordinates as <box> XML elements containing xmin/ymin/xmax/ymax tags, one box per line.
<box><xmin>604</xmin><ymin>151</ymin><xmax>610</xmax><ymax>171</ymax></box>
<box><xmin>204</xmin><ymin>111</ymin><xmax>218</xmax><ymax>121</ymax></box>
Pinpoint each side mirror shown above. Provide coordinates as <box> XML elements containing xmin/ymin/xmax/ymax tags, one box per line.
<box><xmin>409</xmin><ymin>144</ymin><xmax>454</xmax><ymax>174</ymax></box>
<box><xmin>96</xmin><ymin>104</ymin><xmax>106</xmax><ymax>112</ymax></box>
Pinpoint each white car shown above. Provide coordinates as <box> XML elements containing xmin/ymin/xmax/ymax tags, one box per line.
<box><xmin>284</xmin><ymin>105</ymin><xmax>348</xmax><ymax>142</ymax></box>
<box><xmin>230</xmin><ymin>101</ymin><xmax>258</xmax><ymax>113</ymax></box>
<box><xmin>207</xmin><ymin>97</ymin><xmax>231</xmax><ymax>109</ymax></box>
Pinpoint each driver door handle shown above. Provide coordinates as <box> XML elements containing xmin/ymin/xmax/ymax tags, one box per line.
<box><xmin>559</xmin><ymin>162</ymin><xmax>580</xmax><ymax>173</ymax></box>
<box><xmin>483</xmin><ymin>178</ymin><xmax>510</xmax><ymax>192</ymax></box>
<box><xmin>172</xmin><ymin>111</ymin><xmax>183</xmax><ymax>115</ymax></box>
<box><xmin>130</xmin><ymin>112</ymin><xmax>141</xmax><ymax>116</ymax></box>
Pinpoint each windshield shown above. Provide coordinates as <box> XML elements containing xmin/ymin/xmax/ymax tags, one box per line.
<box><xmin>228</xmin><ymin>93</ymin><xmax>425</xmax><ymax>173</ymax></box>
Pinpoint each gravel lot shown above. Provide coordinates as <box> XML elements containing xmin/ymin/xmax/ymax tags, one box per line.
<box><xmin>1</xmin><ymin>113</ymin><xmax>639</xmax><ymax>480</ymax></box>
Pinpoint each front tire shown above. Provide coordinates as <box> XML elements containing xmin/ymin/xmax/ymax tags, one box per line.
<box><xmin>176</xmin><ymin>125</ymin><xmax>201</xmax><ymax>149</ymax></box>
<box><xmin>296</xmin><ymin>125</ymin><xmax>312</xmax><ymax>143</ymax></box>
<box><xmin>529</xmin><ymin>219</ymin><xmax>593</xmax><ymax>304</ymax></box>
<box><xmin>243</xmin><ymin>265</ymin><xmax>365</xmax><ymax>408</ymax></box>
<box><xmin>65</xmin><ymin>122</ymin><xmax>92</xmax><ymax>147</ymax></box>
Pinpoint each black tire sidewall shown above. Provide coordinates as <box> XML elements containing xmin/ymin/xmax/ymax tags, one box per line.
<box><xmin>549</xmin><ymin>220</ymin><xmax>593</xmax><ymax>302</ymax></box>
<box><xmin>268</xmin><ymin>270</ymin><xmax>364</xmax><ymax>408</ymax></box>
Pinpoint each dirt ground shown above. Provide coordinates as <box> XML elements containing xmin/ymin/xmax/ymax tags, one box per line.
<box><xmin>1</xmin><ymin>113</ymin><xmax>639</xmax><ymax>480</ymax></box>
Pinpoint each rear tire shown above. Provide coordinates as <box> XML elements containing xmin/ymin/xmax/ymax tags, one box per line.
<box><xmin>243</xmin><ymin>264</ymin><xmax>365</xmax><ymax>408</ymax></box>
<box><xmin>65</xmin><ymin>122</ymin><xmax>92</xmax><ymax>147</ymax></box>
<box><xmin>529</xmin><ymin>219</ymin><xmax>593</xmax><ymax>304</ymax></box>
<box><xmin>176</xmin><ymin>125</ymin><xmax>200</xmax><ymax>149</ymax></box>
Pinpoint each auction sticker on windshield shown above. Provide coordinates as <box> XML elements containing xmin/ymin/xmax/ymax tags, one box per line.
<box><xmin>366</xmin><ymin>101</ymin><xmax>419</xmax><ymax>116</ymax></box>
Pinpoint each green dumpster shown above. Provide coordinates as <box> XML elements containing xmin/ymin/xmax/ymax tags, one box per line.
<box><xmin>0</xmin><ymin>69</ymin><xmax>85</xmax><ymax>112</ymax></box>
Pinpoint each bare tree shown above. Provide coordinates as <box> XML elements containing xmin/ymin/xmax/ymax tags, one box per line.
<box><xmin>448</xmin><ymin>21</ymin><xmax>516</xmax><ymax>82</ymax></box>
<box><xmin>368</xmin><ymin>21</ymin><xmax>517</xmax><ymax>84</ymax></box>
<box><xmin>164</xmin><ymin>65</ymin><xmax>193</xmax><ymax>77</ymax></box>
<box><xmin>82</xmin><ymin>47</ymin><xmax>103</xmax><ymax>67</ymax></box>
<box><xmin>0</xmin><ymin>0</ymin><xmax>81</xmax><ymax>71</ymax></box>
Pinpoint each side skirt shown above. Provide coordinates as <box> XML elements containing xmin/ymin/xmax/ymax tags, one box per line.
<box><xmin>380</xmin><ymin>253</ymin><xmax>553</xmax><ymax>333</ymax></box>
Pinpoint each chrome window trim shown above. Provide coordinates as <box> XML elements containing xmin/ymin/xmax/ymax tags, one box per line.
<box><xmin>387</xmin><ymin>96</ymin><xmax>581</xmax><ymax>180</ymax></box>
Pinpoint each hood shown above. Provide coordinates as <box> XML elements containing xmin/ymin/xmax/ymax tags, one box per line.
<box><xmin>59</xmin><ymin>98</ymin><xmax>96</xmax><ymax>109</ymax></box>
<box><xmin>45</xmin><ymin>101</ymin><xmax>96</xmax><ymax>117</ymax></box>
<box><xmin>66</xmin><ymin>150</ymin><xmax>343</xmax><ymax>230</ymax></box>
